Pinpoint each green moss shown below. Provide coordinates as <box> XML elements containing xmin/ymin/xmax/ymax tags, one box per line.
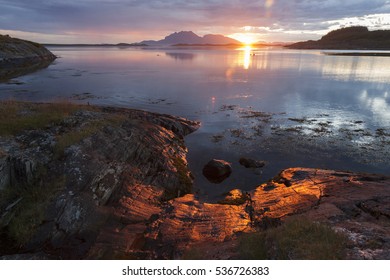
<box><xmin>238</xmin><ymin>217</ymin><xmax>348</xmax><ymax>260</ymax></box>
<box><xmin>172</xmin><ymin>156</ymin><xmax>192</xmax><ymax>190</ymax></box>
<box><xmin>161</xmin><ymin>156</ymin><xmax>192</xmax><ymax>201</ymax></box>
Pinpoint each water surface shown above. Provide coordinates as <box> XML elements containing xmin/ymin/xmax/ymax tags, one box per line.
<box><xmin>1</xmin><ymin>46</ymin><xmax>389</xmax><ymax>200</ymax></box>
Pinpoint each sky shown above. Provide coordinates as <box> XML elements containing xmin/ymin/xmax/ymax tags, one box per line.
<box><xmin>1</xmin><ymin>0</ymin><xmax>390</xmax><ymax>44</ymax></box>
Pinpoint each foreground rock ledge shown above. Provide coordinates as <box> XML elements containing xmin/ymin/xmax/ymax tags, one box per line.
<box><xmin>0</xmin><ymin>104</ymin><xmax>389</xmax><ymax>259</ymax></box>
<box><xmin>148</xmin><ymin>168</ymin><xmax>390</xmax><ymax>259</ymax></box>
<box><xmin>0</xmin><ymin>103</ymin><xmax>200</xmax><ymax>259</ymax></box>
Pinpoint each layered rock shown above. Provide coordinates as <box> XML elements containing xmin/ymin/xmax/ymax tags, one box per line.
<box><xmin>0</xmin><ymin>104</ymin><xmax>199</xmax><ymax>259</ymax></box>
<box><xmin>145</xmin><ymin>168</ymin><xmax>390</xmax><ymax>259</ymax></box>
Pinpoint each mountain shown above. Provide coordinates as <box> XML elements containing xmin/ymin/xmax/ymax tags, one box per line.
<box><xmin>287</xmin><ymin>26</ymin><xmax>390</xmax><ymax>50</ymax></box>
<box><xmin>141</xmin><ymin>31</ymin><xmax>241</xmax><ymax>46</ymax></box>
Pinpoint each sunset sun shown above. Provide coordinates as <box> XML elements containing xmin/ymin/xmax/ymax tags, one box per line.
<box><xmin>228</xmin><ymin>33</ymin><xmax>259</xmax><ymax>45</ymax></box>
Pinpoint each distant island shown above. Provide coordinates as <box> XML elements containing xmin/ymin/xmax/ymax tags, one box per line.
<box><xmin>287</xmin><ymin>26</ymin><xmax>390</xmax><ymax>50</ymax></box>
<box><xmin>42</xmin><ymin>31</ymin><xmax>243</xmax><ymax>48</ymax></box>
<box><xmin>140</xmin><ymin>31</ymin><xmax>242</xmax><ymax>46</ymax></box>
<box><xmin>44</xmin><ymin>42</ymin><xmax>147</xmax><ymax>48</ymax></box>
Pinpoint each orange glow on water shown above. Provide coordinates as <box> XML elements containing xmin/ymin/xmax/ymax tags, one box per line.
<box><xmin>243</xmin><ymin>45</ymin><xmax>252</xmax><ymax>69</ymax></box>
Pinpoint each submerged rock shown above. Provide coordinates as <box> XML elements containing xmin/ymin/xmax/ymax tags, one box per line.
<box><xmin>202</xmin><ymin>159</ymin><xmax>232</xmax><ymax>183</ymax></box>
<box><xmin>239</xmin><ymin>157</ymin><xmax>266</xmax><ymax>168</ymax></box>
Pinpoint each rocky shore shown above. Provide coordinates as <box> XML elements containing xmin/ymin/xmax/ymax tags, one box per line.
<box><xmin>0</xmin><ymin>102</ymin><xmax>389</xmax><ymax>259</ymax></box>
<box><xmin>0</xmin><ymin>35</ymin><xmax>56</xmax><ymax>81</ymax></box>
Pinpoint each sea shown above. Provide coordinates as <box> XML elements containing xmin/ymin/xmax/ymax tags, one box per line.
<box><xmin>1</xmin><ymin>46</ymin><xmax>389</xmax><ymax>200</ymax></box>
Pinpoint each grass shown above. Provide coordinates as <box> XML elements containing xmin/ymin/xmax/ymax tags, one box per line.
<box><xmin>238</xmin><ymin>217</ymin><xmax>348</xmax><ymax>260</ymax></box>
<box><xmin>181</xmin><ymin>247</ymin><xmax>206</xmax><ymax>260</ymax></box>
<box><xmin>0</xmin><ymin>101</ymin><xmax>127</xmax><ymax>159</ymax></box>
<box><xmin>159</xmin><ymin>156</ymin><xmax>193</xmax><ymax>201</ymax></box>
<box><xmin>0</xmin><ymin>165</ymin><xmax>66</xmax><ymax>247</ymax></box>
<box><xmin>0</xmin><ymin>101</ymin><xmax>81</xmax><ymax>136</ymax></box>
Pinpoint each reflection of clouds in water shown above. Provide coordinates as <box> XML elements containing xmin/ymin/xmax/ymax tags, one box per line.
<box><xmin>226</xmin><ymin>94</ymin><xmax>253</xmax><ymax>99</ymax></box>
<box><xmin>238</xmin><ymin>49</ymin><xmax>390</xmax><ymax>84</ymax></box>
<box><xmin>359</xmin><ymin>90</ymin><xmax>390</xmax><ymax>125</ymax></box>
<box><xmin>322</xmin><ymin>56</ymin><xmax>390</xmax><ymax>83</ymax></box>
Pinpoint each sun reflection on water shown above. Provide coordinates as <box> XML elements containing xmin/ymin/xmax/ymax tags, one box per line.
<box><xmin>243</xmin><ymin>46</ymin><xmax>252</xmax><ymax>69</ymax></box>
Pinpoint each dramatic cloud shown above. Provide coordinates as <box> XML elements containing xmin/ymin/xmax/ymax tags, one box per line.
<box><xmin>0</xmin><ymin>0</ymin><xmax>389</xmax><ymax>43</ymax></box>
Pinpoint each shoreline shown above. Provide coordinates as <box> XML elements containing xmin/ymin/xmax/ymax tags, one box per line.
<box><xmin>1</xmin><ymin>101</ymin><xmax>389</xmax><ymax>259</ymax></box>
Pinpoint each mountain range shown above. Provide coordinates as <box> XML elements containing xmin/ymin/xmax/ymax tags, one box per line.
<box><xmin>140</xmin><ymin>31</ymin><xmax>241</xmax><ymax>46</ymax></box>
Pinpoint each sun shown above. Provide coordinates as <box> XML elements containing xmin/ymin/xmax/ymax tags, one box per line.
<box><xmin>228</xmin><ymin>33</ymin><xmax>259</xmax><ymax>45</ymax></box>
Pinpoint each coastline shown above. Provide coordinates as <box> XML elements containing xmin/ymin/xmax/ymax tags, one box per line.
<box><xmin>0</xmin><ymin>101</ymin><xmax>389</xmax><ymax>260</ymax></box>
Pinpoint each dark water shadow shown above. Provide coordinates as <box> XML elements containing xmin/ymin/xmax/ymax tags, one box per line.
<box><xmin>0</xmin><ymin>59</ymin><xmax>54</xmax><ymax>83</ymax></box>
<box><xmin>165</xmin><ymin>52</ymin><xmax>196</xmax><ymax>61</ymax></box>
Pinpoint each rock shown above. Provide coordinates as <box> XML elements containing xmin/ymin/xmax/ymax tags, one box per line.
<box><xmin>239</xmin><ymin>157</ymin><xmax>265</xmax><ymax>168</ymax></box>
<box><xmin>0</xmin><ymin>103</ymin><xmax>199</xmax><ymax>259</ymax></box>
<box><xmin>144</xmin><ymin>168</ymin><xmax>390</xmax><ymax>259</ymax></box>
<box><xmin>1</xmin><ymin>102</ymin><xmax>389</xmax><ymax>260</ymax></box>
<box><xmin>218</xmin><ymin>189</ymin><xmax>247</xmax><ymax>205</ymax></box>
<box><xmin>202</xmin><ymin>159</ymin><xmax>232</xmax><ymax>183</ymax></box>
<box><xmin>0</xmin><ymin>152</ymin><xmax>10</xmax><ymax>190</ymax></box>
<box><xmin>0</xmin><ymin>34</ymin><xmax>56</xmax><ymax>81</ymax></box>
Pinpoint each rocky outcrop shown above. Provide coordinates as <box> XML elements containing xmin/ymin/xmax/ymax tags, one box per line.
<box><xmin>0</xmin><ymin>103</ymin><xmax>200</xmax><ymax>259</ymax></box>
<box><xmin>0</xmin><ymin>102</ymin><xmax>389</xmax><ymax>259</ymax></box>
<box><xmin>144</xmin><ymin>168</ymin><xmax>390</xmax><ymax>259</ymax></box>
<box><xmin>0</xmin><ymin>34</ymin><xmax>56</xmax><ymax>81</ymax></box>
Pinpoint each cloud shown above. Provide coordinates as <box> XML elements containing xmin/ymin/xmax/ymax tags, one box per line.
<box><xmin>0</xmin><ymin>0</ymin><xmax>389</xmax><ymax>43</ymax></box>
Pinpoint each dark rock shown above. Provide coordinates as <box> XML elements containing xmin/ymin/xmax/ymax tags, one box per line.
<box><xmin>0</xmin><ymin>34</ymin><xmax>56</xmax><ymax>82</ymax></box>
<box><xmin>0</xmin><ymin>103</ymin><xmax>199</xmax><ymax>259</ymax></box>
<box><xmin>239</xmin><ymin>157</ymin><xmax>265</xmax><ymax>168</ymax></box>
<box><xmin>202</xmin><ymin>159</ymin><xmax>232</xmax><ymax>183</ymax></box>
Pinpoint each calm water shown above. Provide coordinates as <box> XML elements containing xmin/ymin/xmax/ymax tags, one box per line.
<box><xmin>1</xmin><ymin>46</ymin><xmax>389</xmax><ymax>200</ymax></box>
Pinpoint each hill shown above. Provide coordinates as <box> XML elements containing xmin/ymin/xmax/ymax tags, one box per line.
<box><xmin>287</xmin><ymin>26</ymin><xmax>390</xmax><ymax>50</ymax></box>
<box><xmin>0</xmin><ymin>34</ymin><xmax>56</xmax><ymax>63</ymax></box>
<box><xmin>141</xmin><ymin>31</ymin><xmax>241</xmax><ymax>46</ymax></box>
<box><xmin>0</xmin><ymin>34</ymin><xmax>56</xmax><ymax>81</ymax></box>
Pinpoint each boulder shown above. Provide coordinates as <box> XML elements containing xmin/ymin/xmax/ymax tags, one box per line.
<box><xmin>202</xmin><ymin>159</ymin><xmax>232</xmax><ymax>183</ymax></box>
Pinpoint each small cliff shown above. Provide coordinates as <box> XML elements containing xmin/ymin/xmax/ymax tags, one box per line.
<box><xmin>0</xmin><ymin>35</ymin><xmax>56</xmax><ymax>81</ymax></box>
